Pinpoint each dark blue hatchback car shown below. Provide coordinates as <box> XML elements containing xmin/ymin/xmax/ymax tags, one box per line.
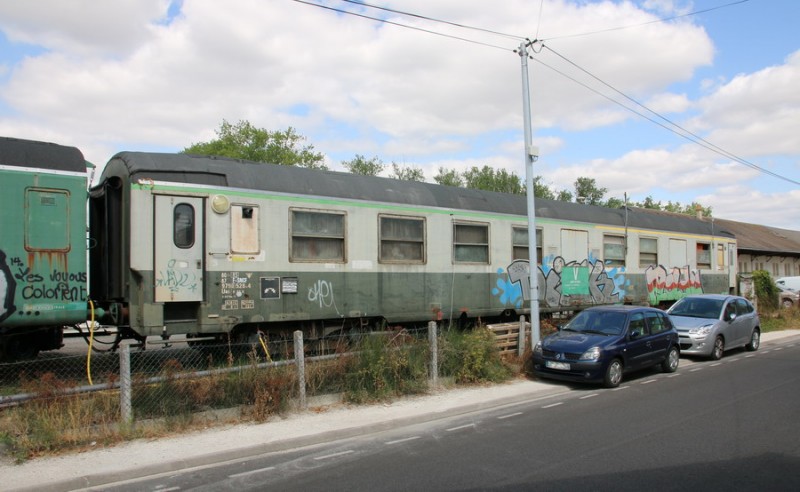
<box><xmin>532</xmin><ymin>305</ymin><xmax>680</xmax><ymax>388</ymax></box>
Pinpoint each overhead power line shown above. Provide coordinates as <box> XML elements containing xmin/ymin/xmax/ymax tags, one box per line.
<box><xmin>292</xmin><ymin>0</ymin><xmax>797</xmax><ymax>186</ymax></box>
<box><xmin>290</xmin><ymin>0</ymin><xmax>512</xmax><ymax>51</ymax></box>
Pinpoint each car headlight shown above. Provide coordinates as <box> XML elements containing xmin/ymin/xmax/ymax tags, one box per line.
<box><xmin>689</xmin><ymin>325</ymin><xmax>713</xmax><ymax>336</ymax></box>
<box><xmin>580</xmin><ymin>346</ymin><xmax>601</xmax><ymax>361</ymax></box>
<box><xmin>533</xmin><ymin>341</ymin><xmax>543</xmax><ymax>355</ymax></box>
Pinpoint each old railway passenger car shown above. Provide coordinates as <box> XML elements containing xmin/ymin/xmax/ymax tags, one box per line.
<box><xmin>88</xmin><ymin>151</ymin><xmax>737</xmax><ymax>344</ymax></box>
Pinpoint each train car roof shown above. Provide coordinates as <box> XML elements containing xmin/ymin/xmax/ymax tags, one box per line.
<box><xmin>0</xmin><ymin>136</ymin><xmax>86</xmax><ymax>172</ymax></box>
<box><xmin>103</xmin><ymin>151</ymin><xmax>733</xmax><ymax>239</ymax></box>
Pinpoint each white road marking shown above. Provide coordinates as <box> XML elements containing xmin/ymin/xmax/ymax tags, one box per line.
<box><xmin>612</xmin><ymin>386</ymin><xmax>629</xmax><ymax>391</ymax></box>
<box><xmin>446</xmin><ymin>424</ymin><xmax>475</xmax><ymax>432</ymax></box>
<box><xmin>385</xmin><ymin>436</ymin><xmax>421</xmax><ymax>445</ymax></box>
<box><xmin>541</xmin><ymin>403</ymin><xmax>563</xmax><ymax>409</ymax></box>
<box><xmin>498</xmin><ymin>411</ymin><xmax>525</xmax><ymax>419</ymax></box>
<box><xmin>641</xmin><ymin>379</ymin><xmax>657</xmax><ymax>385</ymax></box>
<box><xmin>580</xmin><ymin>393</ymin><xmax>599</xmax><ymax>400</ymax></box>
<box><xmin>314</xmin><ymin>450</ymin><xmax>354</xmax><ymax>461</ymax></box>
<box><xmin>229</xmin><ymin>466</ymin><xmax>276</xmax><ymax>478</ymax></box>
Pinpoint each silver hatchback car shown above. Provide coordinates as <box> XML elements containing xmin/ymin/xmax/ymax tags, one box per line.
<box><xmin>667</xmin><ymin>294</ymin><xmax>760</xmax><ymax>360</ymax></box>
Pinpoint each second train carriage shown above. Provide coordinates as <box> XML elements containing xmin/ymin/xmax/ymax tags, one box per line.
<box><xmin>88</xmin><ymin>151</ymin><xmax>737</xmax><ymax>344</ymax></box>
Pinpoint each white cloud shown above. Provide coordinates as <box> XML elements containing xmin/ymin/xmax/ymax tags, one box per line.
<box><xmin>0</xmin><ymin>0</ymin><xmax>795</xmax><ymax>231</ymax></box>
<box><xmin>0</xmin><ymin>0</ymin><xmax>170</xmax><ymax>57</ymax></box>
<box><xmin>691</xmin><ymin>50</ymin><xmax>800</xmax><ymax>156</ymax></box>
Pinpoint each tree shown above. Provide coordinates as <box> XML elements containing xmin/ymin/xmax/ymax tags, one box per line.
<box><xmin>390</xmin><ymin>163</ymin><xmax>426</xmax><ymax>181</ymax></box>
<box><xmin>183</xmin><ymin>120</ymin><xmax>326</xmax><ymax>169</ymax></box>
<box><xmin>462</xmin><ymin>165</ymin><xmax>525</xmax><ymax>194</ymax></box>
<box><xmin>342</xmin><ymin>154</ymin><xmax>385</xmax><ymax>176</ymax></box>
<box><xmin>533</xmin><ymin>176</ymin><xmax>555</xmax><ymax>200</ymax></box>
<box><xmin>682</xmin><ymin>202</ymin><xmax>713</xmax><ymax>218</ymax></box>
<box><xmin>574</xmin><ymin>177</ymin><xmax>607</xmax><ymax>205</ymax></box>
<box><xmin>433</xmin><ymin>167</ymin><xmax>464</xmax><ymax>187</ymax></box>
<box><xmin>556</xmin><ymin>189</ymin><xmax>573</xmax><ymax>202</ymax></box>
<box><xmin>604</xmin><ymin>197</ymin><xmax>625</xmax><ymax>209</ymax></box>
<box><xmin>638</xmin><ymin>195</ymin><xmax>662</xmax><ymax>210</ymax></box>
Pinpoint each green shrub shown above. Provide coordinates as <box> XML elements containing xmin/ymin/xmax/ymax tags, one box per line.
<box><xmin>752</xmin><ymin>270</ymin><xmax>779</xmax><ymax>311</ymax></box>
<box><xmin>343</xmin><ymin>331</ymin><xmax>429</xmax><ymax>403</ymax></box>
<box><xmin>439</xmin><ymin>327</ymin><xmax>512</xmax><ymax>384</ymax></box>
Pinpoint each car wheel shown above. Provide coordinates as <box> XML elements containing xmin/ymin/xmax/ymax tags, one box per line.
<box><xmin>782</xmin><ymin>298</ymin><xmax>793</xmax><ymax>309</ymax></box>
<box><xmin>745</xmin><ymin>328</ymin><xmax>760</xmax><ymax>351</ymax></box>
<box><xmin>661</xmin><ymin>346</ymin><xmax>679</xmax><ymax>373</ymax></box>
<box><xmin>603</xmin><ymin>359</ymin><xmax>623</xmax><ymax>388</ymax></box>
<box><xmin>710</xmin><ymin>336</ymin><xmax>724</xmax><ymax>360</ymax></box>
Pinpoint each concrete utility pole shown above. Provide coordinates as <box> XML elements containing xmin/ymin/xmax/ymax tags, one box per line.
<box><xmin>519</xmin><ymin>40</ymin><xmax>541</xmax><ymax>349</ymax></box>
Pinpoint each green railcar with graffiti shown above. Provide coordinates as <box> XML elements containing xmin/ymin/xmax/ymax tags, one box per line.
<box><xmin>0</xmin><ymin>137</ymin><xmax>90</xmax><ymax>360</ymax></box>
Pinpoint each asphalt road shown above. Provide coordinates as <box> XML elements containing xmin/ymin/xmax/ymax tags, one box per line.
<box><xmin>96</xmin><ymin>339</ymin><xmax>800</xmax><ymax>492</ymax></box>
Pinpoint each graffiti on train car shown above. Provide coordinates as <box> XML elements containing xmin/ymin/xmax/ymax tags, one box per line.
<box><xmin>644</xmin><ymin>265</ymin><xmax>703</xmax><ymax>304</ymax></box>
<box><xmin>0</xmin><ymin>250</ymin><xmax>16</xmax><ymax>323</ymax></box>
<box><xmin>1</xmin><ymin>253</ymin><xmax>87</xmax><ymax>303</ymax></box>
<box><xmin>156</xmin><ymin>259</ymin><xmax>199</xmax><ymax>294</ymax></box>
<box><xmin>494</xmin><ymin>253</ymin><xmax>628</xmax><ymax>309</ymax></box>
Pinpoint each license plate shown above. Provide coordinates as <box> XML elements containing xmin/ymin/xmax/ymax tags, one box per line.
<box><xmin>546</xmin><ymin>360</ymin><xmax>570</xmax><ymax>371</ymax></box>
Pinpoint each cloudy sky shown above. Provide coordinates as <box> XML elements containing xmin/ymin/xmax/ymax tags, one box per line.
<box><xmin>1</xmin><ymin>0</ymin><xmax>798</xmax><ymax>229</ymax></box>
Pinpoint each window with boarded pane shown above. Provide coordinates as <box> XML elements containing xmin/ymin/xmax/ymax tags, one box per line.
<box><xmin>512</xmin><ymin>226</ymin><xmax>542</xmax><ymax>264</ymax></box>
<box><xmin>231</xmin><ymin>205</ymin><xmax>259</xmax><ymax>254</ymax></box>
<box><xmin>173</xmin><ymin>203</ymin><xmax>195</xmax><ymax>249</ymax></box>
<box><xmin>453</xmin><ymin>222</ymin><xmax>489</xmax><ymax>263</ymax></box>
<box><xmin>290</xmin><ymin>209</ymin><xmax>345</xmax><ymax>262</ymax></box>
<box><xmin>379</xmin><ymin>215</ymin><xmax>425</xmax><ymax>263</ymax></box>
<box><xmin>639</xmin><ymin>237</ymin><xmax>658</xmax><ymax>267</ymax></box>
<box><xmin>697</xmin><ymin>243</ymin><xmax>711</xmax><ymax>269</ymax></box>
<box><xmin>603</xmin><ymin>235</ymin><xmax>625</xmax><ymax>267</ymax></box>
<box><xmin>717</xmin><ymin>244</ymin><xmax>726</xmax><ymax>270</ymax></box>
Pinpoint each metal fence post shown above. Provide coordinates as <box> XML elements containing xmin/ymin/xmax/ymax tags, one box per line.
<box><xmin>428</xmin><ymin>321</ymin><xmax>438</xmax><ymax>389</ymax></box>
<box><xmin>119</xmin><ymin>343</ymin><xmax>132</xmax><ymax>425</ymax></box>
<box><xmin>293</xmin><ymin>330</ymin><xmax>306</xmax><ymax>410</ymax></box>
<box><xmin>518</xmin><ymin>315</ymin><xmax>527</xmax><ymax>357</ymax></box>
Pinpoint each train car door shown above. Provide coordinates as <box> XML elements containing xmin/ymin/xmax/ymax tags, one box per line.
<box><xmin>154</xmin><ymin>196</ymin><xmax>204</xmax><ymax>302</ymax></box>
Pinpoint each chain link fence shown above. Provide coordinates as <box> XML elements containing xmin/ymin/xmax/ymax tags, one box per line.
<box><xmin>0</xmin><ymin>322</ymin><xmax>523</xmax><ymax>458</ymax></box>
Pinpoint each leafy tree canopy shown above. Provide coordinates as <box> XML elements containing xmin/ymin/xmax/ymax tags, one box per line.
<box><xmin>183</xmin><ymin>120</ymin><xmax>326</xmax><ymax>170</ymax></box>
<box><xmin>434</xmin><ymin>167</ymin><xmax>464</xmax><ymax>187</ymax></box>
<box><xmin>574</xmin><ymin>177</ymin><xmax>607</xmax><ymax>205</ymax></box>
<box><xmin>342</xmin><ymin>154</ymin><xmax>385</xmax><ymax>176</ymax></box>
<box><xmin>390</xmin><ymin>162</ymin><xmax>426</xmax><ymax>181</ymax></box>
<box><xmin>462</xmin><ymin>165</ymin><xmax>525</xmax><ymax>194</ymax></box>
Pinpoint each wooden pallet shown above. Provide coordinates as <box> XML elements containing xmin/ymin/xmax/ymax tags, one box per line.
<box><xmin>487</xmin><ymin>322</ymin><xmax>530</xmax><ymax>354</ymax></box>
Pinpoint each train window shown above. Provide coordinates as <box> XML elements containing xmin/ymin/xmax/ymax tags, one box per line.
<box><xmin>512</xmin><ymin>227</ymin><xmax>542</xmax><ymax>264</ymax></box>
<box><xmin>231</xmin><ymin>205</ymin><xmax>260</xmax><ymax>254</ymax></box>
<box><xmin>454</xmin><ymin>221</ymin><xmax>489</xmax><ymax>264</ymax></box>
<box><xmin>379</xmin><ymin>215</ymin><xmax>425</xmax><ymax>264</ymax></box>
<box><xmin>173</xmin><ymin>203</ymin><xmax>195</xmax><ymax>248</ymax></box>
<box><xmin>290</xmin><ymin>209</ymin><xmax>346</xmax><ymax>262</ymax></box>
<box><xmin>639</xmin><ymin>237</ymin><xmax>658</xmax><ymax>267</ymax></box>
<box><xmin>697</xmin><ymin>243</ymin><xmax>711</xmax><ymax>269</ymax></box>
<box><xmin>603</xmin><ymin>235</ymin><xmax>625</xmax><ymax>267</ymax></box>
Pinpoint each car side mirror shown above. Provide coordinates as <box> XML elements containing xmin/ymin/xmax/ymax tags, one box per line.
<box><xmin>726</xmin><ymin>312</ymin><xmax>737</xmax><ymax>322</ymax></box>
<box><xmin>630</xmin><ymin>331</ymin><xmax>640</xmax><ymax>339</ymax></box>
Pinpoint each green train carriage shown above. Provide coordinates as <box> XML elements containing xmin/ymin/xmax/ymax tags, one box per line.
<box><xmin>0</xmin><ymin>137</ymin><xmax>90</xmax><ymax>360</ymax></box>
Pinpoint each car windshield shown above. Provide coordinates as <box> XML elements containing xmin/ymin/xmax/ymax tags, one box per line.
<box><xmin>669</xmin><ymin>298</ymin><xmax>724</xmax><ymax>319</ymax></box>
<box><xmin>564</xmin><ymin>310</ymin><xmax>627</xmax><ymax>336</ymax></box>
